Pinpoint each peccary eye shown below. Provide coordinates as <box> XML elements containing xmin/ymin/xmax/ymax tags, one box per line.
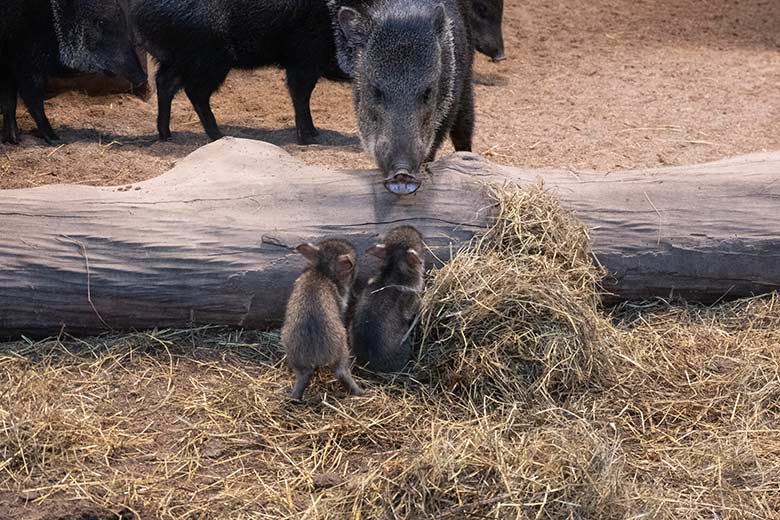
<box><xmin>370</xmin><ymin>85</ymin><xmax>384</xmax><ymax>104</ymax></box>
<box><xmin>420</xmin><ymin>87</ymin><xmax>433</xmax><ymax>104</ymax></box>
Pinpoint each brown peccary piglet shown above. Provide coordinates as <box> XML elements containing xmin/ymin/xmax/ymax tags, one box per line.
<box><xmin>350</xmin><ymin>226</ymin><xmax>425</xmax><ymax>373</ymax></box>
<box><xmin>282</xmin><ymin>239</ymin><xmax>365</xmax><ymax>400</ymax></box>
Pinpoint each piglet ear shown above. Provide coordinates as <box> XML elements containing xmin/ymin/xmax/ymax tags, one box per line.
<box><xmin>406</xmin><ymin>248</ymin><xmax>422</xmax><ymax>268</ymax></box>
<box><xmin>295</xmin><ymin>243</ymin><xmax>320</xmax><ymax>263</ymax></box>
<box><xmin>366</xmin><ymin>244</ymin><xmax>387</xmax><ymax>259</ymax></box>
<box><xmin>336</xmin><ymin>254</ymin><xmax>355</xmax><ymax>277</ymax></box>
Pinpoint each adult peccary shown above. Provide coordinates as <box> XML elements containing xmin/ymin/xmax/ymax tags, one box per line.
<box><xmin>0</xmin><ymin>0</ymin><xmax>147</xmax><ymax>144</ymax></box>
<box><xmin>350</xmin><ymin>226</ymin><xmax>425</xmax><ymax>373</ymax></box>
<box><xmin>470</xmin><ymin>0</ymin><xmax>505</xmax><ymax>62</ymax></box>
<box><xmin>333</xmin><ymin>0</ymin><xmax>475</xmax><ymax>195</ymax></box>
<box><xmin>130</xmin><ymin>0</ymin><xmax>343</xmax><ymax>144</ymax></box>
<box><xmin>282</xmin><ymin>239</ymin><xmax>365</xmax><ymax>400</ymax></box>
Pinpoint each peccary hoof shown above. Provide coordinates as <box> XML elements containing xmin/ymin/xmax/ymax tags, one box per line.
<box><xmin>384</xmin><ymin>172</ymin><xmax>421</xmax><ymax>196</ymax></box>
<box><xmin>206</xmin><ymin>128</ymin><xmax>225</xmax><ymax>142</ymax></box>
<box><xmin>296</xmin><ymin>128</ymin><xmax>319</xmax><ymax>145</ymax></box>
<box><xmin>41</xmin><ymin>132</ymin><xmax>60</xmax><ymax>145</ymax></box>
<box><xmin>491</xmin><ymin>53</ymin><xmax>506</xmax><ymax>63</ymax></box>
<box><xmin>1</xmin><ymin>133</ymin><xmax>19</xmax><ymax>145</ymax></box>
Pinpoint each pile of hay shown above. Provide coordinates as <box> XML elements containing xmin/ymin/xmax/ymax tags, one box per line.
<box><xmin>1</xmin><ymin>185</ymin><xmax>778</xmax><ymax>519</ymax></box>
<box><xmin>418</xmin><ymin>184</ymin><xmax>607</xmax><ymax>406</ymax></box>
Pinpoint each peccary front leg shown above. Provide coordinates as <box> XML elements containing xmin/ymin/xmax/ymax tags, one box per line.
<box><xmin>185</xmin><ymin>83</ymin><xmax>223</xmax><ymax>141</ymax></box>
<box><xmin>450</xmin><ymin>83</ymin><xmax>474</xmax><ymax>152</ymax></box>
<box><xmin>155</xmin><ymin>62</ymin><xmax>182</xmax><ymax>141</ymax></box>
<box><xmin>16</xmin><ymin>73</ymin><xmax>57</xmax><ymax>144</ymax></box>
<box><xmin>0</xmin><ymin>74</ymin><xmax>19</xmax><ymax>145</ymax></box>
<box><xmin>286</xmin><ymin>66</ymin><xmax>320</xmax><ymax>145</ymax></box>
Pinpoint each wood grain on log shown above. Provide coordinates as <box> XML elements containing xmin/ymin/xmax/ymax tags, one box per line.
<box><xmin>432</xmin><ymin>151</ymin><xmax>780</xmax><ymax>303</ymax></box>
<box><xmin>0</xmin><ymin>137</ymin><xmax>778</xmax><ymax>337</ymax></box>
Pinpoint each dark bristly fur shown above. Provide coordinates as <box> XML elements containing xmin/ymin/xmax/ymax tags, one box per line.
<box><xmin>282</xmin><ymin>238</ymin><xmax>365</xmax><ymax>400</ymax></box>
<box><xmin>0</xmin><ymin>0</ymin><xmax>146</xmax><ymax>144</ymax></box>
<box><xmin>333</xmin><ymin>0</ymin><xmax>474</xmax><ymax>194</ymax></box>
<box><xmin>130</xmin><ymin>0</ymin><xmax>341</xmax><ymax>144</ymax></box>
<box><xmin>350</xmin><ymin>226</ymin><xmax>425</xmax><ymax>373</ymax></box>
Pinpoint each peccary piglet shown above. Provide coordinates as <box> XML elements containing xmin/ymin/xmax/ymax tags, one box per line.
<box><xmin>334</xmin><ymin>0</ymin><xmax>475</xmax><ymax>195</ymax></box>
<box><xmin>282</xmin><ymin>239</ymin><xmax>365</xmax><ymax>400</ymax></box>
<box><xmin>1</xmin><ymin>0</ymin><xmax>146</xmax><ymax>144</ymax></box>
<box><xmin>469</xmin><ymin>0</ymin><xmax>505</xmax><ymax>62</ymax></box>
<box><xmin>130</xmin><ymin>0</ymin><xmax>340</xmax><ymax>144</ymax></box>
<box><xmin>351</xmin><ymin>226</ymin><xmax>425</xmax><ymax>373</ymax></box>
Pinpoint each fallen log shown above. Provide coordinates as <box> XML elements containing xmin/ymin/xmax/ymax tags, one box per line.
<box><xmin>0</xmin><ymin>137</ymin><xmax>778</xmax><ymax>337</ymax></box>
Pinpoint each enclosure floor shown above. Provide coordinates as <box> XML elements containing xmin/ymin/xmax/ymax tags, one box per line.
<box><xmin>1</xmin><ymin>0</ymin><xmax>779</xmax><ymax>189</ymax></box>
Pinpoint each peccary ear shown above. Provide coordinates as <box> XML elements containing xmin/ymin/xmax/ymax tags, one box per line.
<box><xmin>406</xmin><ymin>248</ymin><xmax>422</xmax><ymax>268</ymax></box>
<box><xmin>52</xmin><ymin>0</ymin><xmax>76</xmax><ymax>13</ymax></box>
<box><xmin>50</xmin><ymin>0</ymin><xmax>77</xmax><ymax>31</ymax></box>
<box><xmin>366</xmin><ymin>244</ymin><xmax>387</xmax><ymax>259</ymax></box>
<box><xmin>338</xmin><ymin>7</ymin><xmax>371</xmax><ymax>47</ymax></box>
<box><xmin>433</xmin><ymin>3</ymin><xmax>449</xmax><ymax>38</ymax></box>
<box><xmin>335</xmin><ymin>254</ymin><xmax>356</xmax><ymax>277</ymax></box>
<box><xmin>295</xmin><ymin>243</ymin><xmax>320</xmax><ymax>263</ymax></box>
<box><xmin>330</xmin><ymin>5</ymin><xmax>371</xmax><ymax>78</ymax></box>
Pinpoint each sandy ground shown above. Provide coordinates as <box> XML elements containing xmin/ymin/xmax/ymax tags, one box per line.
<box><xmin>1</xmin><ymin>0</ymin><xmax>779</xmax><ymax>190</ymax></box>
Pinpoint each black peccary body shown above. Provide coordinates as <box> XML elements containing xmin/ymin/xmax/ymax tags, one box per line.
<box><xmin>282</xmin><ymin>239</ymin><xmax>365</xmax><ymax>400</ymax></box>
<box><xmin>130</xmin><ymin>0</ymin><xmax>339</xmax><ymax>144</ymax></box>
<box><xmin>0</xmin><ymin>0</ymin><xmax>146</xmax><ymax>144</ymax></box>
<box><xmin>469</xmin><ymin>0</ymin><xmax>504</xmax><ymax>61</ymax></box>
<box><xmin>350</xmin><ymin>226</ymin><xmax>425</xmax><ymax>373</ymax></box>
<box><xmin>334</xmin><ymin>0</ymin><xmax>474</xmax><ymax>195</ymax></box>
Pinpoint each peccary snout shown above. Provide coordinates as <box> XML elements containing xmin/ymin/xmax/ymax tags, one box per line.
<box><xmin>123</xmin><ymin>51</ymin><xmax>149</xmax><ymax>90</ymax></box>
<box><xmin>469</xmin><ymin>0</ymin><xmax>506</xmax><ymax>62</ymax></box>
<box><xmin>375</xmin><ymin>135</ymin><xmax>425</xmax><ymax>195</ymax></box>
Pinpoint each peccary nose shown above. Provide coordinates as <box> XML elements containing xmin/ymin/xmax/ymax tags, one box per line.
<box><xmin>123</xmin><ymin>52</ymin><xmax>149</xmax><ymax>97</ymax></box>
<box><xmin>491</xmin><ymin>51</ymin><xmax>506</xmax><ymax>63</ymax></box>
<box><xmin>131</xmin><ymin>81</ymin><xmax>150</xmax><ymax>100</ymax></box>
<box><xmin>384</xmin><ymin>169</ymin><xmax>421</xmax><ymax>196</ymax></box>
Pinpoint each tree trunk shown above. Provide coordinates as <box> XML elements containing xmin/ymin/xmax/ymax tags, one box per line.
<box><xmin>0</xmin><ymin>137</ymin><xmax>778</xmax><ymax>337</ymax></box>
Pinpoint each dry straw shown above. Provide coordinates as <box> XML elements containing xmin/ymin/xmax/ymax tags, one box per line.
<box><xmin>418</xmin><ymin>183</ymin><xmax>607</xmax><ymax>407</ymax></box>
<box><xmin>1</xmin><ymin>184</ymin><xmax>778</xmax><ymax>519</ymax></box>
